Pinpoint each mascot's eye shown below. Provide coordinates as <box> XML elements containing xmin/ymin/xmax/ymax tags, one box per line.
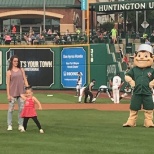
<box><xmin>138</xmin><ymin>55</ymin><xmax>141</xmax><ymax>57</ymax></box>
<box><xmin>145</xmin><ymin>55</ymin><xmax>148</xmax><ymax>58</ymax></box>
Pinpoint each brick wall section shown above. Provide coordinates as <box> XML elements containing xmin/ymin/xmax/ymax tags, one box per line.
<box><xmin>0</xmin><ymin>8</ymin><xmax>83</xmax><ymax>33</ymax></box>
<box><xmin>0</xmin><ymin>8</ymin><xmax>78</xmax><ymax>24</ymax></box>
<box><xmin>0</xmin><ymin>0</ymin><xmax>97</xmax><ymax>33</ymax></box>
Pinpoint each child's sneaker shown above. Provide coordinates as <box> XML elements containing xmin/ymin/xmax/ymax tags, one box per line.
<box><xmin>40</xmin><ymin>129</ymin><xmax>44</xmax><ymax>134</ymax></box>
<box><xmin>20</xmin><ymin>129</ymin><xmax>25</xmax><ymax>132</ymax></box>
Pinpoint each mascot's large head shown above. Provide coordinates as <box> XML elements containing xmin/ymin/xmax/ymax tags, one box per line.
<box><xmin>134</xmin><ymin>44</ymin><xmax>153</xmax><ymax>68</ymax></box>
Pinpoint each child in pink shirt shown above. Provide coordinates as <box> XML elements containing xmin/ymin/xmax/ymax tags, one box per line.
<box><xmin>20</xmin><ymin>87</ymin><xmax>44</xmax><ymax>133</ymax></box>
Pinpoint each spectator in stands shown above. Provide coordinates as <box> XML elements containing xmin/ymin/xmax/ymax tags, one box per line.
<box><xmin>98</xmin><ymin>32</ymin><xmax>103</xmax><ymax>42</ymax></box>
<box><xmin>54</xmin><ymin>34</ymin><xmax>60</xmax><ymax>44</ymax></box>
<box><xmin>27</xmin><ymin>33</ymin><xmax>32</xmax><ymax>45</ymax></box>
<box><xmin>131</xmin><ymin>31</ymin><xmax>136</xmax><ymax>41</ymax></box>
<box><xmin>150</xmin><ymin>30</ymin><xmax>154</xmax><ymax>43</ymax></box>
<box><xmin>33</xmin><ymin>34</ymin><xmax>45</xmax><ymax>45</ymax></box>
<box><xmin>41</xmin><ymin>29</ymin><xmax>47</xmax><ymax>37</ymax></box>
<box><xmin>11</xmin><ymin>26</ymin><xmax>16</xmax><ymax>45</ymax></box>
<box><xmin>4</xmin><ymin>26</ymin><xmax>8</xmax><ymax>35</ymax></box>
<box><xmin>65</xmin><ymin>29</ymin><xmax>70</xmax><ymax>35</ymax></box>
<box><xmin>136</xmin><ymin>31</ymin><xmax>140</xmax><ymax>39</ymax></box>
<box><xmin>33</xmin><ymin>34</ymin><xmax>40</xmax><ymax>45</ymax></box>
<box><xmin>103</xmin><ymin>30</ymin><xmax>107</xmax><ymax>36</ymax></box>
<box><xmin>96</xmin><ymin>30</ymin><xmax>100</xmax><ymax>36</ymax></box>
<box><xmin>23</xmin><ymin>33</ymin><xmax>29</xmax><ymax>44</ymax></box>
<box><xmin>4</xmin><ymin>33</ymin><xmax>12</xmax><ymax>45</ymax></box>
<box><xmin>67</xmin><ymin>35</ymin><xmax>71</xmax><ymax>44</ymax></box>
<box><xmin>142</xmin><ymin>32</ymin><xmax>148</xmax><ymax>41</ymax></box>
<box><xmin>118</xmin><ymin>46</ymin><xmax>124</xmax><ymax>59</ymax></box>
<box><xmin>31</xmin><ymin>34</ymin><xmax>36</xmax><ymax>45</ymax></box>
<box><xmin>46</xmin><ymin>29</ymin><xmax>52</xmax><ymax>41</ymax></box>
<box><xmin>75</xmin><ymin>28</ymin><xmax>80</xmax><ymax>35</ymax></box>
<box><xmin>151</xmin><ymin>30</ymin><xmax>154</xmax><ymax>37</ymax></box>
<box><xmin>47</xmin><ymin>29</ymin><xmax>52</xmax><ymax>38</ymax></box>
<box><xmin>64</xmin><ymin>29</ymin><xmax>71</xmax><ymax>44</ymax></box>
<box><xmin>56</xmin><ymin>31</ymin><xmax>60</xmax><ymax>37</ymax></box>
<box><xmin>122</xmin><ymin>55</ymin><xmax>129</xmax><ymax>66</ymax></box>
<box><xmin>39</xmin><ymin>33</ymin><xmax>45</xmax><ymax>44</ymax></box>
<box><xmin>12</xmin><ymin>25</ymin><xmax>16</xmax><ymax>34</ymax></box>
<box><xmin>111</xmin><ymin>27</ymin><xmax>118</xmax><ymax>44</ymax></box>
<box><xmin>80</xmin><ymin>33</ymin><xmax>87</xmax><ymax>44</ymax></box>
<box><xmin>145</xmin><ymin>38</ymin><xmax>151</xmax><ymax>46</ymax></box>
<box><xmin>47</xmin><ymin>29</ymin><xmax>52</xmax><ymax>35</ymax></box>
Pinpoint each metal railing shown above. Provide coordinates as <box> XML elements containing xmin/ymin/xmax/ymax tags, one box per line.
<box><xmin>0</xmin><ymin>32</ymin><xmax>89</xmax><ymax>45</ymax></box>
<box><xmin>1</xmin><ymin>31</ymin><xmax>153</xmax><ymax>45</ymax></box>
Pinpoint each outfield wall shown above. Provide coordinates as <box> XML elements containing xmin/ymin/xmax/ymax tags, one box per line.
<box><xmin>0</xmin><ymin>44</ymin><xmax>121</xmax><ymax>90</ymax></box>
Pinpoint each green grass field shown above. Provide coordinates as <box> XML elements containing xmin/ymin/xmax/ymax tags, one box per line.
<box><xmin>0</xmin><ymin>110</ymin><xmax>153</xmax><ymax>154</ymax></box>
<box><xmin>1</xmin><ymin>91</ymin><xmax>150</xmax><ymax>154</ymax></box>
<box><xmin>0</xmin><ymin>90</ymin><xmax>130</xmax><ymax>104</ymax></box>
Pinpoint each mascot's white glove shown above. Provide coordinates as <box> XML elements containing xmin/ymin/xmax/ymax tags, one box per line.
<box><xmin>149</xmin><ymin>79</ymin><xmax>154</xmax><ymax>89</ymax></box>
<box><xmin>129</xmin><ymin>80</ymin><xmax>135</xmax><ymax>88</ymax></box>
<box><xmin>125</xmin><ymin>75</ymin><xmax>135</xmax><ymax>88</ymax></box>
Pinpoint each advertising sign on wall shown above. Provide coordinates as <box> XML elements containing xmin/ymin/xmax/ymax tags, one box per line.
<box><xmin>6</xmin><ymin>48</ymin><xmax>54</xmax><ymax>87</ymax></box>
<box><xmin>96</xmin><ymin>1</ymin><xmax>154</xmax><ymax>12</ymax></box>
<box><xmin>61</xmin><ymin>47</ymin><xmax>86</xmax><ymax>88</ymax></box>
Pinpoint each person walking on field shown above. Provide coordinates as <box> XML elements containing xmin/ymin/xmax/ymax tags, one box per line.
<box><xmin>110</xmin><ymin>73</ymin><xmax>124</xmax><ymax>104</ymax></box>
<box><xmin>84</xmin><ymin>79</ymin><xmax>96</xmax><ymax>103</ymax></box>
<box><xmin>20</xmin><ymin>87</ymin><xmax>44</xmax><ymax>133</ymax></box>
<box><xmin>6</xmin><ymin>55</ymin><xmax>29</xmax><ymax>131</ymax></box>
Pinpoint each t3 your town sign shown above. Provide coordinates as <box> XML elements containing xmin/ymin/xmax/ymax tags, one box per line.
<box><xmin>95</xmin><ymin>1</ymin><xmax>154</xmax><ymax>12</ymax></box>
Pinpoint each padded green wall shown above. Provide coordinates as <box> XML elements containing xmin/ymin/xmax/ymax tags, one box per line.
<box><xmin>0</xmin><ymin>44</ymin><xmax>121</xmax><ymax>90</ymax></box>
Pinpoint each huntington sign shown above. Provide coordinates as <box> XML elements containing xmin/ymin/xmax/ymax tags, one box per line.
<box><xmin>95</xmin><ymin>1</ymin><xmax>154</xmax><ymax>12</ymax></box>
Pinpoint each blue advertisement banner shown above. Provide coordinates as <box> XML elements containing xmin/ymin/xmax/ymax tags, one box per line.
<box><xmin>81</xmin><ymin>0</ymin><xmax>87</xmax><ymax>10</ymax></box>
<box><xmin>61</xmin><ymin>47</ymin><xmax>86</xmax><ymax>88</ymax></box>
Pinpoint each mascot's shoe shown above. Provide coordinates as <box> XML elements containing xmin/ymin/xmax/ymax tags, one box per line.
<box><xmin>123</xmin><ymin>122</ymin><xmax>136</xmax><ymax>127</ymax></box>
<box><xmin>123</xmin><ymin>110</ymin><xmax>138</xmax><ymax>127</ymax></box>
<box><xmin>40</xmin><ymin>129</ymin><xmax>44</xmax><ymax>134</ymax></box>
<box><xmin>144</xmin><ymin>110</ymin><xmax>154</xmax><ymax>128</ymax></box>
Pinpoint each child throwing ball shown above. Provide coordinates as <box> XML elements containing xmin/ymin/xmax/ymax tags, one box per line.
<box><xmin>20</xmin><ymin>87</ymin><xmax>44</xmax><ymax>133</ymax></box>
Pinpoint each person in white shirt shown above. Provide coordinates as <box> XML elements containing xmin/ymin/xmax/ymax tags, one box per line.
<box><xmin>78</xmin><ymin>84</ymin><xmax>128</xmax><ymax>103</ymax></box>
<box><xmin>78</xmin><ymin>86</ymin><xmax>86</xmax><ymax>103</ymax></box>
<box><xmin>145</xmin><ymin>38</ymin><xmax>151</xmax><ymax>46</ymax></box>
<box><xmin>110</xmin><ymin>73</ymin><xmax>124</xmax><ymax>104</ymax></box>
<box><xmin>75</xmin><ymin>72</ymin><xmax>82</xmax><ymax>97</ymax></box>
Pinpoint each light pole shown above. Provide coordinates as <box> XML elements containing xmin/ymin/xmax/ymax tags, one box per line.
<box><xmin>144</xmin><ymin>10</ymin><xmax>146</xmax><ymax>32</ymax></box>
<box><xmin>43</xmin><ymin>0</ymin><xmax>46</xmax><ymax>32</ymax></box>
<box><xmin>136</xmin><ymin>11</ymin><xmax>138</xmax><ymax>33</ymax></box>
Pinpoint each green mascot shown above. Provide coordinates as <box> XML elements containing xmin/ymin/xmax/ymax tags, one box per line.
<box><xmin>123</xmin><ymin>44</ymin><xmax>154</xmax><ymax>128</ymax></box>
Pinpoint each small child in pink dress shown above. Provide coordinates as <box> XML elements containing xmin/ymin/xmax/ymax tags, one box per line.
<box><xmin>20</xmin><ymin>87</ymin><xmax>44</xmax><ymax>133</ymax></box>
